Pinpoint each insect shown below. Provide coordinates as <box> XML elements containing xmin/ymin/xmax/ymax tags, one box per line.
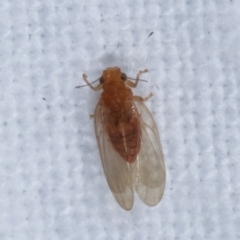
<box><xmin>77</xmin><ymin>67</ymin><xmax>165</xmax><ymax>210</ymax></box>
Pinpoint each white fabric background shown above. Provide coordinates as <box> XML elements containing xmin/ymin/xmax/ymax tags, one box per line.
<box><xmin>0</xmin><ymin>0</ymin><xmax>239</xmax><ymax>239</ymax></box>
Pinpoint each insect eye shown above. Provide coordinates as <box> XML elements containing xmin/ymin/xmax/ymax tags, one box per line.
<box><xmin>121</xmin><ymin>73</ymin><xmax>127</xmax><ymax>81</ymax></box>
<box><xmin>99</xmin><ymin>77</ymin><xmax>104</xmax><ymax>84</ymax></box>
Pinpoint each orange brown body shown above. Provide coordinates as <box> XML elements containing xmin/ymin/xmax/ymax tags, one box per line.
<box><xmin>100</xmin><ymin>69</ymin><xmax>141</xmax><ymax>162</ymax></box>
<box><xmin>78</xmin><ymin>67</ymin><xmax>165</xmax><ymax>210</ymax></box>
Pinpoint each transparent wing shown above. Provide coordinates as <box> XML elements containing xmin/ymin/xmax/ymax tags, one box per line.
<box><xmin>130</xmin><ymin>100</ymin><xmax>165</xmax><ymax>206</ymax></box>
<box><xmin>94</xmin><ymin>102</ymin><xmax>134</xmax><ymax>210</ymax></box>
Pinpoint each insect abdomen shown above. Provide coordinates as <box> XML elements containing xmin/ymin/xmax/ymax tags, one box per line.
<box><xmin>107</xmin><ymin>116</ymin><xmax>141</xmax><ymax>163</ymax></box>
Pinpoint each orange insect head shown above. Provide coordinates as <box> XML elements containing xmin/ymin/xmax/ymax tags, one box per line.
<box><xmin>101</xmin><ymin>67</ymin><xmax>124</xmax><ymax>84</ymax></box>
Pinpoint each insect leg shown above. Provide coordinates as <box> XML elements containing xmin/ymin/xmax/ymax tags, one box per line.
<box><xmin>133</xmin><ymin>93</ymin><xmax>153</xmax><ymax>102</ymax></box>
<box><xmin>76</xmin><ymin>74</ymin><xmax>102</xmax><ymax>91</ymax></box>
<box><xmin>126</xmin><ymin>69</ymin><xmax>148</xmax><ymax>88</ymax></box>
